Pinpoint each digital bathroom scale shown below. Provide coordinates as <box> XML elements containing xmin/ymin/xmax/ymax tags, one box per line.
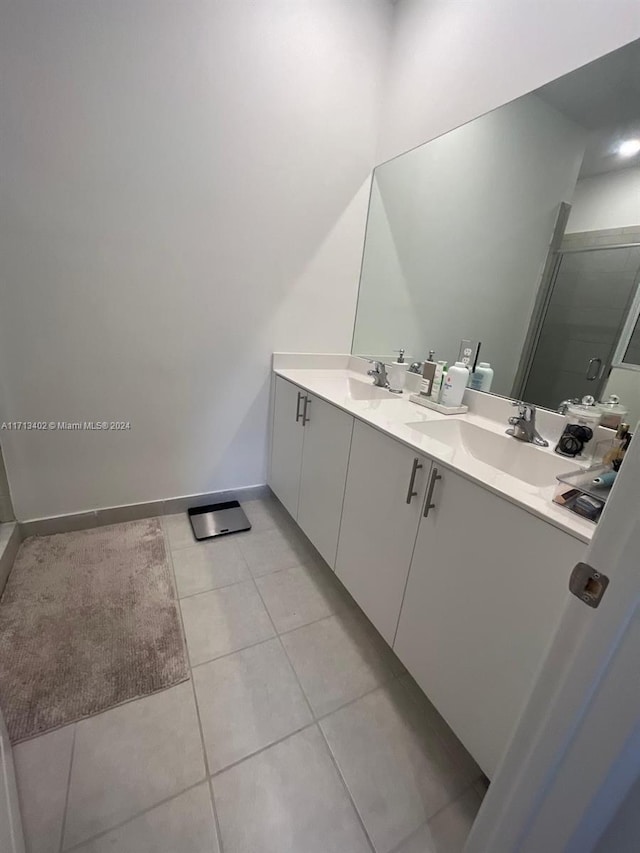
<box><xmin>188</xmin><ymin>500</ymin><xmax>252</xmax><ymax>541</ymax></box>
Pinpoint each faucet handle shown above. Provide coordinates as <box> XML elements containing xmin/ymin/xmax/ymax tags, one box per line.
<box><xmin>512</xmin><ymin>400</ymin><xmax>535</xmax><ymax>421</ymax></box>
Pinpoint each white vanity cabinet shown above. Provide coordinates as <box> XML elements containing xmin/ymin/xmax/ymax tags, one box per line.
<box><xmin>393</xmin><ymin>465</ymin><xmax>585</xmax><ymax>777</ymax></box>
<box><xmin>270</xmin><ymin>369</ymin><xmax>588</xmax><ymax>777</ymax></box>
<box><xmin>335</xmin><ymin>421</ymin><xmax>432</xmax><ymax>645</ymax></box>
<box><xmin>270</xmin><ymin>376</ymin><xmax>354</xmax><ymax>567</ymax></box>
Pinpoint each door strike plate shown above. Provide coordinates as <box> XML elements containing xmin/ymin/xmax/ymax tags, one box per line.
<box><xmin>569</xmin><ymin>562</ymin><xmax>609</xmax><ymax>609</ymax></box>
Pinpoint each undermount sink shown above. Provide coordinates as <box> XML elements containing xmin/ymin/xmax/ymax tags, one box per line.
<box><xmin>329</xmin><ymin>376</ymin><xmax>404</xmax><ymax>401</ymax></box>
<box><xmin>406</xmin><ymin>419</ymin><xmax>580</xmax><ymax>487</ymax></box>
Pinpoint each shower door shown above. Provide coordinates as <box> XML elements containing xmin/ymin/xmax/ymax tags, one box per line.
<box><xmin>521</xmin><ymin>245</ymin><xmax>640</xmax><ymax>411</ymax></box>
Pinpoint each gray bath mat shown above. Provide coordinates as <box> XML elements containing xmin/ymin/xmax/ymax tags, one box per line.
<box><xmin>0</xmin><ymin>518</ymin><xmax>189</xmax><ymax>742</ymax></box>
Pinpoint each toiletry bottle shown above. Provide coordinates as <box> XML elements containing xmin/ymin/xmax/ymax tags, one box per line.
<box><xmin>470</xmin><ymin>362</ymin><xmax>494</xmax><ymax>392</ymax></box>
<box><xmin>431</xmin><ymin>360</ymin><xmax>448</xmax><ymax>403</ymax></box>
<box><xmin>440</xmin><ymin>362</ymin><xmax>469</xmax><ymax>408</ymax></box>
<box><xmin>603</xmin><ymin>423</ymin><xmax>631</xmax><ymax>468</ymax></box>
<box><xmin>387</xmin><ymin>349</ymin><xmax>408</xmax><ymax>393</ymax></box>
<box><xmin>420</xmin><ymin>350</ymin><xmax>437</xmax><ymax>397</ymax></box>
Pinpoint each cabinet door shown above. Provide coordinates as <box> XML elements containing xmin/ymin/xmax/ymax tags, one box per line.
<box><xmin>335</xmin><ymin>421</ymin><xmax>431</xmax><ymax>645</ymax></box>
<box><xmin>394</xmin><ymin>467</ymin><xmax>585</xmax><ymax>777</ymax></box>
<box><xmin>269</xmin><ymin>377</ymin><xmax>305</xmax><ymax>518</ymax></box>
<box><xmin>297</xmin><ymin>394</ymin><xmax>353</xmax><ymax>568</ymax></box>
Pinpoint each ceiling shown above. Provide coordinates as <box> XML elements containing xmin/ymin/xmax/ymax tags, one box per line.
<box><xmin>535</xmin><ymin>38</ymin><xmax>640</xmax><ymax>178</ymax></box>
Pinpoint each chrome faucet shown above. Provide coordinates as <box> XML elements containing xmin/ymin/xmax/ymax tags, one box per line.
<box><xmin>367</xmin><ymin>360</ymin><xmax>388</xmax><ymax>388</ymax></box>
<box><xmin>506</xmin><ymin>401</ymin><xmax>549</xmax><ymax>447</ymax></box>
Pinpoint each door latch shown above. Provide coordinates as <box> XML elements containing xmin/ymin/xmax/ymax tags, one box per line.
<box><xmin>569</xmin><ymin>562</ymin><xmax>609</xmax><ymax>609</ymax></box>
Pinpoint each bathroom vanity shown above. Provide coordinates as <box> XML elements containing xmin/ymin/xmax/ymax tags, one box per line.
<box><xmin>269</xmin><ymin>355</ymin><xmax>591</xmax><ymax>778</ymax></box>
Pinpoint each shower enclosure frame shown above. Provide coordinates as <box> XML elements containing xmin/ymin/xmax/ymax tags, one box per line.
<box><xmin>513</xmin><ymin>222</ymin><xmax>640</xmax><ymax>407</ymax></box>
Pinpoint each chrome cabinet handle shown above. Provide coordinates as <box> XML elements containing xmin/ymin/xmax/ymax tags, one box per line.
<box><xmin>295</xmin><ymin>391</ymin><xmax>304</xmax><ymax>423</ymax></box>
<box><xmin>302</xmin><ymin>396</ymin><xmax>311</xmax><ymax>425</ymax></box>
<box><xmin>405</xmin><ymin>457</ymin><xmax>423</xmax><ymax>504</ymax></box>
<box><xmin>586</xmin><ymin>357</ymin><xmax>602</xmax><ymax>381</ymax></box>
<box><xmin>423</xmin><ymin>467</ymin><xmax>442</xmax><ymax>518</ymax></box>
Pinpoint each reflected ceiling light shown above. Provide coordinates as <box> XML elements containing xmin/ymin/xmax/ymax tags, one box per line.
<box><xmin>618</xmin><ymin>138</ymin><xmax>640</xmax><ymax>157</ymax></box>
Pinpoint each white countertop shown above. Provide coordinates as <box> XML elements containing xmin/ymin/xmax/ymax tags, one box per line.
<box><xmin>273</xmin><ymin>356</ymin><xmax>595</xmax><ymax>544</ymax></box>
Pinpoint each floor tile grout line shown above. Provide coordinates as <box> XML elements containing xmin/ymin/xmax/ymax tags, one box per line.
<box><xmin>173</xmin><ymin>558</ymin><xmax>300</xmax><ymax>602</ymax></box>
<box><xmin>62</xmin><ymin>779</ymin><xmax>209</xmax><ymax>853</ymax></box>
<box><xmin>208</xmin><ymin>720</ymin><xmax>318</xmax><ymax>781</ymax></box>
<box><xmin>387</xmin><ymin>780</ymin><xmax>484</xmax><ymax>853</ymax></box>
<box><xmin>314</xmin><ymin>672</ymin><xmax>400</xmax><ymax>726</ymax></box>
<box><xmin>316</xmin><ymin>722</ymin><xmax>378</xmax><ymax>853</ymax></box>
<box><xmin>206</xmin><ymin>775</ymin><xmax>225</xmax><ymax>853</ymax></box>
<box><xmin>203</xmin><ymin>716</ymin><xmax>379</xmax><ymax>853</ymax></box>
<box><xmin>57</xmin><ymin>724</ymin><xmax>77</xmax><ymax>853</ymax></box>
<box><xmin>175</xmin><ymin>569</ymin><xmax>252</xmax><ymax>602</ymax></box>
<box><xmin>243</xmin><ymin>564</ymin><xmax>402</xmax><ymax>729</ymax></box>
<box><xmin>181</xmin><ymin>602</ymin><xmax>403</xmax><ymax>781</ymax></box>
<box><xmin>252</xmin><ymin>567</ymin><xmax>384</xmax><ymax>853</ymax></box>
<box><xmin>204</xmin><ymin>677</ymin><xmax>402</xmax><ymax>784</ymax></box>
<box><xmin>161</xmin><ymin>518</ymin><xmax>224</xmax><ymax>853</ymax></box>
<box><xmin>180</xmin><ymin>570</ymin><xmax>417</xmax><ymax>849</ymax></box>
<box><xmin>178</xmin><ymin>563</ymin><xmax>349</xmax><ymax>630</ymax></box>
<box><xmin>188</xmin><ymin>632</ymin><xmax>280</xmax><ymax>671</ymax></box>
<box><xmin>251</xmin><ymin>573</ymin><xmax>318</xmax><ymax>723</ymax></box>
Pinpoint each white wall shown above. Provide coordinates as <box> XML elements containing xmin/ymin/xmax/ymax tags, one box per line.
<box><xmin>379</xmin><ymin>0</ymin><xmax>640</xmax><ymax>164</ymax></box>
<box><xmin>567</xmin><ymin>167</ymin><xmax>640</xmax><ymax>232</ymax></box>
<box><xmin>2</xmin><ymin>0</ymin><xmax>639</xmax><ymax>519</ymax></box>
<box><xmin>0</xmin><ymin>0</ymin><xmax>390</xmax><ymax>519</ymax></box>
<box><xmin>353</xmin><ymin>94</ymin><xmax>586</xmax><ymax>394</ymax></box>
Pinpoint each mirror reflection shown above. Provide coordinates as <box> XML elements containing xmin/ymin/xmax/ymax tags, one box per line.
<box><xmin>352</xmin><ymin>39</ymin><xmax>640</xmax><ymax>424</ymax></box>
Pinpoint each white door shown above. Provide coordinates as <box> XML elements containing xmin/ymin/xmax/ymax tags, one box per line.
<box><xmin>269</xmin><ymin>376</ymin><xmax>305</xmax><ymax>518</ymax></box>
<box><xmin>297</xmin><ymin>394</ymin><xmax>353</xmax><ymax>568</ymax></box>
<box><xmin>394</xmin><ymin>466</ymin><xmax>585</xmax><ymax>777</ymax></box>
<box><xmin>467</xmin><ymin>427</ymin><xmax>640</xmax><ymax>852</ymax></box>
<box><xmin>335</xmin><ymin>421</ymin><xmax>431</xmax><ymax>645</ymax></box>
<box><xmin>0</xmin><ymin>710</ymin><xmax>25</xmax><ymax>853</ymax></box>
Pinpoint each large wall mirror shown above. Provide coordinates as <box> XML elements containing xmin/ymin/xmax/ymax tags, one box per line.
<box><xmin>352</xmin><ymin>39</ymin><xmax>640</xmax><ymax>424</ymax></box>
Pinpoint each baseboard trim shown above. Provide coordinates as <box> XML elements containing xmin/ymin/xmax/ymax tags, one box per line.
<box><xmin>0</xmin><ymin>523</ymin><xmax>23</xmax><ymax>594</ymax></box>
<box><xmin>19</xmin><ymin>485</ymin><xmax>272</xmax><ymax>539</ymax></box>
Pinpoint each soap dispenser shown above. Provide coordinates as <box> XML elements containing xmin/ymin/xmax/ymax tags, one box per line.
<box><xmin>420</xmin><ymin>350</ymin><xmax>438</xmax><ymax>397</ymax></box>
<box><xmin>387</xmin><ymin>349</ymin><xmax>408</xmax><ymax>393</ymax></box>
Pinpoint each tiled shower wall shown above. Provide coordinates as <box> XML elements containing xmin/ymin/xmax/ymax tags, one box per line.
<box><xmin>0</xmin><ymin>446</ymin><xmax>15</xmax><ymax>522</ymax></box>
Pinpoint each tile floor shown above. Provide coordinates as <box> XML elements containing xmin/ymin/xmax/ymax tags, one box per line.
<box><xmin>12</xmin><ymin>496</ymin><xmax>487</xmax><ymax>853</ymax></box>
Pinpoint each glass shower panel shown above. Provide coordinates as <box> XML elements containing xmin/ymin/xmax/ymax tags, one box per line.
<box><xmin>522</xmin><ymin>246</ymin><xmax>640</xmax><ymax>411</ymax></box>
